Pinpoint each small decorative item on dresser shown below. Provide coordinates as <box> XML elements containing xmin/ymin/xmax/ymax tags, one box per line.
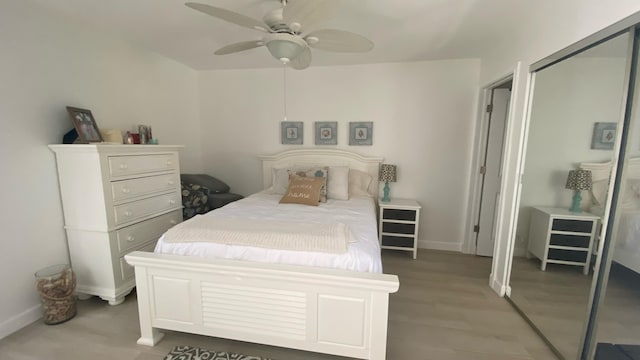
<box><xmin>138</xmin><ymin>125</ymin><xmax>148</xmax><ymax>144</ymax></box>
<box><xmin>378</xmin><ymin>199</ymin><xmax>421</xmax><ymax>259</ymax></box>
<box><xmin>565</xmin><ymin>169</ymin><xmax>592</xmax><ymax>213</ymax></box>
<box><xmin>379</xmin><ymin>164</ymin><xmax>397</xmax><ymax>202</ymax></box>
<box><xmin>66</xmin><ymin>106</ymin><xmax>103</xmax><ymax>143</ymax></box>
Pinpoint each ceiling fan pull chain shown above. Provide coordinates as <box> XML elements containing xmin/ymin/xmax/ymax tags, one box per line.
<box><xmin>283</xmin><ymin>64</ymin><xmax>288</xmax><ymax>121</ymax></box>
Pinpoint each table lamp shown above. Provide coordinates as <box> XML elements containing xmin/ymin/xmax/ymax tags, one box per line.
<box><xmin>379</xmin><ymin>164</ymin><xmax>397</xmax><ymax>202</ymax></box>
<box><xmin>565</xmin><ymin>169</ymin><xmax>592</xmax><ymax>213</ymax></box>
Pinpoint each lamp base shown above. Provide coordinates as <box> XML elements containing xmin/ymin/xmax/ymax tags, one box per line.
<box><xmin>569</xmin><ymin>190</ymin><xmax>583</xmax><ymax>213</ymax></box>
<box><xmin>381</xmin><ymin>181</ymin><xmax>391</xmax><ymax>202</ymax></box>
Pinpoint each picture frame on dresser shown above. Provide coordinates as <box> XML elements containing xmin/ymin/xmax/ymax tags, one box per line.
<box><xmin>66</xmin><ymin>106</ymin><xmax>103</xmax><ymax>143</ymax></box>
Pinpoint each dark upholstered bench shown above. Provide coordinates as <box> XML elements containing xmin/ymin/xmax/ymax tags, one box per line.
<box><xmin>180</xmin><ymin>174</ymin><xmax>243</xmax><ymax>220</ymax></box>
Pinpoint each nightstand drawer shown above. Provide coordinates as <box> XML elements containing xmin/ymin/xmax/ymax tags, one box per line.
<box><xmin>382</xmin><ymin>222</ymin><xmax>415</xmax><ymax>235</ymax></box>
<box><xmin>381</xmin><ymin>235</ymin><xmax>415</xmax><ymax>248</ymax></box>
<box><xmin>551</xmin><ymin>219</ymin><xmax>593</xmax><ymax>233</ymax></box>
<box><xmin>382</xmin><ymin>209</ymin><xmax>416</xmax><ymax>221</ymax></box>
<box><xmin>549</xmin><ymin>234</ymin><xmax>590</xmax><ymax>248</ymax></box>
<box><xmin>548</xmin><ymin>249</ymin><xmax>589</xmax><ymax>263</ymax></box>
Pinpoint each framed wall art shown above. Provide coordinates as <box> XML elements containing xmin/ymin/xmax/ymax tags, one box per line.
<box><xmin>349</xmin><ymin>121</ymin><xmax>373</xmax><ymax>146</ymax></box>
<box><xmin>281</xmin><ymin>121</ymin><xmax>303</xmax><ymax>145</ymax></box>
<box><xmin>591</xmin><ymin>122</ymin><xmax>616</xmax><ymax>150</ymax></box>
<box><xmin>315</xmin><ymin>121</ymin><xmax>337</xmax><ymax>145</ymax></box>
<box><xmin>66</xmin><ymin>106</ymin><xmax>103</xmax><ymax>143</ymax></box>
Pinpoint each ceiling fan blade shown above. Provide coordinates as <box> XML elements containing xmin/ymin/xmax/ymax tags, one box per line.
<box><xmin>283</xmin><ymin>0</ymin><xmax>341</xmax><ymax>33</ymax></box>
<box><xmin>214</xmin><ymin>40</ymin><xmax>265</xmax><ymax>55</ymax></box>
<box><xmin>305</xmin><ymin>29</ymin><xmax>374</xmax><ymax>53</ymax></box>
<box><xmin>289</xmin><ymin>46</ymin><xmax>312</xmax><ymax>70</ymax></box>
<box><xmin>185</xmin><ymin>2</ymin><xmax>270</xmax><ymax>32</ymax></box>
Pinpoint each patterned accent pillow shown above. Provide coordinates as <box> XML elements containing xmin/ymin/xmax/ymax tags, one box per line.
<box><xmin>279</xmin><ymin>175</ymin><xmax>325</xmax><ymax>206</ymax></box>
<box><xmin>289</xmin><ymin>167</ymin><xmax>328</xmax><ymax>202</ymax></box>
<box><xmin>181</xmin><ymin>183</ymin><xmax>210</xmax><ymax>220</ymax></box>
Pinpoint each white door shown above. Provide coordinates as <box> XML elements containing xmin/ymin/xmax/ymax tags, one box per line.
<box><xmin>476</xmin><ymin>88</ymin><xmax>510</xmax><ymax>257</ymax></box>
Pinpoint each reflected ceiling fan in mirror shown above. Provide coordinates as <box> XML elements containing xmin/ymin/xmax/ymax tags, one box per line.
<box><xmin>185</xmin><ymin>0</ymin><xmax>374</xmax><ymax>70</ymax></box>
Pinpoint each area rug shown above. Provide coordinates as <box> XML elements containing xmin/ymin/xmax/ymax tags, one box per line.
<box><xmin>164</xmin><ymin>345</ymin><xmax>272</xmax><ymax>360</ymax></box>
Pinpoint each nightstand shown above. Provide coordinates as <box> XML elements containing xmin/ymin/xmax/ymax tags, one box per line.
<box><xmin>378</xmin><ymin>199</ymin><xmax>421</xmax><ymax>259</ymax></box>
<box><xmin>527</xmin><ymin>206</ymin><xmax>599</xmax><ymax>275</ymax></box>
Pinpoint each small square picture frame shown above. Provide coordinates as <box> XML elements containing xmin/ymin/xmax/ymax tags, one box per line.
<box><xmin>349</xmin><ymin>121</ymin><xmax>373</xmax><ymax>146</ymax></box>
<box><xmin>66</xmin><ymin>106</ymin><xmax>103</xmax><ymax>143</ymax></box>
<box><xmin>591</xmin><ymin>122</ymin><xmax>616</xmax><ymax>150</ymax></box>
<box><xmin>281</xmin><ymin>121</ymin><xmax>303</xmax><ymax>145</ymax></box>
<box><xmin>315</xmin><ymin>121</ymin><xmax>337</xmax><ymax>145</ymax></box>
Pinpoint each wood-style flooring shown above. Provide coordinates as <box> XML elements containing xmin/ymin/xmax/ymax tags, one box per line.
<box><xmin>0</xmin><ymin>250</ymin><xmax>558</xmax><ymax>360</ymax></box>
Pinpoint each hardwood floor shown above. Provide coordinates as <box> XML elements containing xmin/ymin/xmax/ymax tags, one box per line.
<box><xmin>0</xmin><ymin>250</ymin><xmax>557</xmax><ymax>360</ymax></box>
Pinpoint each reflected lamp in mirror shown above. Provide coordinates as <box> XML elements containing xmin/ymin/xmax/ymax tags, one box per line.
<box><xmin>379</xmin><ymin>164</ymin><xmax>397</xmax><ymax>202</ymax></box>
<box><xmin>565</xmin><ymin>169</ymin><xmax>593</xmax><ymax>213</ymax></box>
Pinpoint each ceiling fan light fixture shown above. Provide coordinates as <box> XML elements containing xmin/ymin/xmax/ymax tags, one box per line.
<box><xmin>265</xmin><ymin>33</ymin><xmax>306</xmax><ymax>64</ymax></box>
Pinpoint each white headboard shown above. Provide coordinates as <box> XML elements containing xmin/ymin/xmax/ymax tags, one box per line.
<box><xmin>259</xmin><ymin>149</ymin><xmax>384</xmax><ymax>196</ymax></box>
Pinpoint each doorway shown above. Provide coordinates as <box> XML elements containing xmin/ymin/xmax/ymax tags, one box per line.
<box><xmin>467</xmin><ymin>78</ymin><xmax>512</xmax><ymax>257</ymax></box>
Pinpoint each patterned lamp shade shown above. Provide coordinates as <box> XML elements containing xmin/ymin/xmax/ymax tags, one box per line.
<box><xmin>379</xmin><ymin>164</ymin><xmax>397</xmax><ymax>183</ymax></box>
<box><xmin>565</xmin><ymin>170</ymin><xmax>592</xmax><ymax>191</ymax></box>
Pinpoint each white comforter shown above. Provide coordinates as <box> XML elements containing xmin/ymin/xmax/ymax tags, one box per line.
<box><xmin>155</xmin><ymin>191</ymin><xmax>383</xmax><ymax>273</ymax></box>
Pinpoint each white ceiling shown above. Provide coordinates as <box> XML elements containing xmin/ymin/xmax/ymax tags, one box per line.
<box><xmin>30</xmin><ymin>0</ymin><xmax>523</xmax><ymax>71</ymax></box>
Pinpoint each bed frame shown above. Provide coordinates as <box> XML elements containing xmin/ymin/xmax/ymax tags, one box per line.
<box><xmin>581</xmin><ymin>157</ymin><xmax>640</xmax><ymax>274</ymax></box>
<box><xmin>125</xmin><ymin>149</ymin><xmax>400</xmax><ymax>360</ymax></box>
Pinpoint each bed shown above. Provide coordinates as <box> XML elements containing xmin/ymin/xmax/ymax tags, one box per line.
<box><xmin>580</xmin><ymin>157</ymin><xmax>640</xmax><ymax>274</ymax></box>
<box><xmin>125</xmin><ymin>149</ymin><xmax>400</xmax><ymax>360</ymax></box>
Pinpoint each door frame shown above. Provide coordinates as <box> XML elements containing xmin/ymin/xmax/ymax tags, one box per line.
<box><xmin>464</xmin><ymin>72</ymin><xmax>516</xmax><ymax>256</ymax></box>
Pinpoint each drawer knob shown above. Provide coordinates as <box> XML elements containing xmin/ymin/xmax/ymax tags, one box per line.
<box><xmin>168</xmin><ymin>180</ymin><xmax>175</xmax><ymax>185</ymax></box>
<box><xmin>169</xmin><ymin>200</ymin><xmax>176</xmax><ymax>205</ymax></box>
<box><xmin>122</xmin><ymin>187</ymin><xmax>130</xmax><ymax>193</ymax></box>
<box><xmin>170</xmin><ymin>220</ymin><xmax>177</xmax><ymax>225</ymax></box>
<box><xmin>166</xmin><ymin>160</ymin><xmax>173</xmax><ymax>166</ymax></box>
<box><xmin>119</xmin><ymin>163</ymin><xmax>128</xmax><ymax>170</ymax></box>
<box><xmin>127</xmin><ymin>235</ymin><xmax>135</xmax><ymax>242</ymax></box>
<box><xmin>124</xmin><ymin>211</ymin><xmax>133</xmax><ymax>217</ymax></box>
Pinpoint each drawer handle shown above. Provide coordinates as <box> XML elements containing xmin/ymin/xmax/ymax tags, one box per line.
<box><xmin>166</xmin><ymin>160</ymin><xmax>173</xmax><ymax>166</ymax></box>
<box><xmin>169</xmin><ymin>200</ymin><xmax>176</xmax><ymax>205</ymax></box>
<box><xmin>124</xmin><ymin>211</ymin><xmax>133</xmax><ymax>217</ymax></box>
<box><xmin>122</xmin><ymin>187</ymin><xmax>130</xmax><ymax>194</ymax></box>
<box><xmin>119</xmin><ymin>163</ymin><xmax>128</xmax><ymax>170</ymax></box>
<box><xmin>168</xmin><ymin>180</ymin><xmax>175</xmax><ymax>185</ymax></box>
<box><xmin>170</xmin><ymin>220</ymin><xmax>178</xmax><ymax>225</ymax></box>
<box><xmin>127</xmin><ymin>235</ymin><xmax>135</xmax><ymax>242</ymax></box>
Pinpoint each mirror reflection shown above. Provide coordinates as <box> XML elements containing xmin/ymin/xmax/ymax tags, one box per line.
<box><xmin>509</xmin><ymin>32</ymin><xmax>630</xmax><ymax>360</ymax></box>
<box><xmin>593</xmin><ymin>34</ymin><xmax>640</xmax><ymax>357</ymax></box>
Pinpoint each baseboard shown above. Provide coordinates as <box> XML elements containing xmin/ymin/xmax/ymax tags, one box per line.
<box><xmin>417</xmin><ymin>240</ymin><xmax>463</xmax><ymax>252</ymax></box>
<box><xmin>0</xmin><ymin>304</ymin><xmax>41</xmax><ymax>340</ymax></box>
<box><xmin>489</xmin><ymin>273</ymin><xmax>506</xmax><ymax>297</ymax></box>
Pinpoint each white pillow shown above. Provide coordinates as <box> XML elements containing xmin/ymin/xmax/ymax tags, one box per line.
<box><xmin>272</xmin><ymin>167</ymin><xmax>291</xmax><ymax>194</ymax></box>
<box><xmin>349</xmin><ymin>169</ymin><xmax>373</xmax><ymax>197</ymax></box>
<box><xmin>327</xmin><ymin>166</ymin><xmax>349</xmax><ymax>200</ymax></box>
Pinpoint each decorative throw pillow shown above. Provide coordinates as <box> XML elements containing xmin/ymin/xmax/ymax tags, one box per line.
<box><xmin>327</xmin><ymin>166</ymin><xmax>349</xmax><ymax>200</ymax></box>
<box><xmin>288</xmin><ymin>167</ymin><xmax>328</xmax><ymax>202</ymax></box>
<box><xmin>181</xmin><ymin>183</ymin><xmax>210</xmax><ymax>220</ymax></box>
<box><xmin>279</xmin><ymin>175</ymin><xmax>325</xmax><ymax>206</ymax></box>
<box><xmin>271</xmin><ymin>167</ymin><xmax>291</xmax><ymax>194</ymax></box>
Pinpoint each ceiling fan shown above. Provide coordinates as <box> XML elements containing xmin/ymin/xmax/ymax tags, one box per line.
<box><xmin>185</xmin><ymin>0</ymin><xmax>374</xmax><ymax>70</ymax></box>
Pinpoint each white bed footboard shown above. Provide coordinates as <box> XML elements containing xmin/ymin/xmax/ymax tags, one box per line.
<box><xmin>125</xmin><ymin>251</ymin><xmax>399</xmax><ymax>360</ymax></box>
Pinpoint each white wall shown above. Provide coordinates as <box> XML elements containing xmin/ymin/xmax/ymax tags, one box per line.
<box><xmin>198</xmin><ymin>60</ymin><xmax>481</xmax><ymax>252</ymax></box>
<box><xmin>478</xmin><ymin>0</ymin><xmax>640</xmax><ymax>295</ymax></box>
<box><xmin>0</xmin><ymin>2</ymin><xmax>201</xmax><ymax>338</ymax></box>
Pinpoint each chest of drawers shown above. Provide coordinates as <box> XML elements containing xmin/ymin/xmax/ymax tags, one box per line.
<box><xmin>49</xmin><ymin>144</ymin><xmax>183</xmax><ymax>305</ymax></box>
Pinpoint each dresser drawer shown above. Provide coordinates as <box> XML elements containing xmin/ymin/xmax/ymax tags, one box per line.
<box><xmin>111</xmin><ymin>174</ymin><xmax>178</xmax><ymax>203</ymax></box>
<box><xmin>119</xmin><ymin>241</ymin><xmax>157</xmax><ymax>282</ymax></box>
<box><xmin>549</xmin><ymin>233</ymin><xmax>591</xmax><ymax>248</ymax></box>
<box><xmin>382</xmin><ymin>222</ymin><xmax>415</xmax><ymax>235</ymax></box>
<box><xmin>382</xmin><ymin>209</ymin><xmax>416</xmax><ymax>221</ymax></box>
<box><xmin>551</xmin><ymin>218</ymin><xmax>593</xmax><ymax>233</ymax></box>
<box><xmin>113</xmin><ymin>192</ymin><xmax>180</xmax><ymax>226</ymax></box>
<box><xmin>115</xmin><ymin>210</ymin><xmax>181</xmax><ymax>255</ymax></box>
<box><xmin>108</xmin><ymin>153</ymin><xmax>178</xmax><ymax>178</ymax></box>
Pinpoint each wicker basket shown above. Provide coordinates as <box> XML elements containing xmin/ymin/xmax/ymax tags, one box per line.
<box><xmin>35</xmin><ymin>264</ymin><xmax>77</xmax><ymax>325</ymax></box>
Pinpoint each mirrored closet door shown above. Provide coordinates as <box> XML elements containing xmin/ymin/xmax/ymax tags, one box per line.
<box><xmin>508</xmin><ymin>31</ymin><xmax>632</xmax><ymax>360</ymax></box>
<box><xmin>586</xmin><ymin>27</ymin><xmax>640</xmax><ymax>360</ymax></box>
